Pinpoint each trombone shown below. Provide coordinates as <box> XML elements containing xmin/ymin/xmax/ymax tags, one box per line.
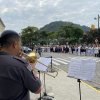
<box><xmin>21</xmin><ymin>51</ymin><xmax>58</xmax><ymax>78</ymax></box>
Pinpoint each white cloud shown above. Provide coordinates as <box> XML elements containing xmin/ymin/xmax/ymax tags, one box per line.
<box><xmin>0</xmin><ymin>0</ymin><xmax>100</xmax><ymax>32</ymax></box>
<box><xmin>39</xmin><ymin>0</ymin><xmax>62</xmax><ymax>7</ymax></box>
<box><xmin>1</xmin><ymin>8</ymin><xmax>9</xmax><ymax>14</ymax></box>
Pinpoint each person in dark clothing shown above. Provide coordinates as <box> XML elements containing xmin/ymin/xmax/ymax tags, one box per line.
<box><xmin>0</xmin><ymin>30</ymin><xmax>41</xmax><ymax>100</ymax></box>
<box><xmin>37</xmin><ymin>46</ymin><xmax>42</xmax><ymax>57</ymax></box>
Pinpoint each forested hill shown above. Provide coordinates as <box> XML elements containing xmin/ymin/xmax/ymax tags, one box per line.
<box><xmin>40</xmin><ymin>21</ymin><xmax>90</xmax><ymax>32</ymax></box>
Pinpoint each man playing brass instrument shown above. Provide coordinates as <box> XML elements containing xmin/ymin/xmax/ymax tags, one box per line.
<box><xmin>0</xmin><ymin>30</ymin><xmax>41</xmax><ymax>100</ymax></box>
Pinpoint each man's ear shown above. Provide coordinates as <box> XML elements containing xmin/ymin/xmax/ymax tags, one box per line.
<box><xmin>12</xmin><ymin>42</ymin><xmax>17</xmax><ymax>49</ymax></box>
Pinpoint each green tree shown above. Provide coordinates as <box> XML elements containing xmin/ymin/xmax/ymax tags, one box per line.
<box><xmin>37</xmin><ymin>31</ymin><xmax>48</xmax><ymax>45</ymax></box>
<box><xmin>58</xmin><ymin>25</ymin><xmax>83</xmax><ymax>43</ymax></box>
<box><xmin>21</xmin><ymin>26</ymin><xmax>38</xmax><ymax>47</ymax></box>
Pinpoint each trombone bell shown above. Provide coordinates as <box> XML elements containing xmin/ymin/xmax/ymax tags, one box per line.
<box><xmin>25</xmin><ymin>52</ymin><xmax>37</xmax><ymax>63</ymax></box>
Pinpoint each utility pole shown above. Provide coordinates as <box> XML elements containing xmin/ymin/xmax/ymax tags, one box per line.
<box><xmin>94</xmin><ymin>14</ymin><xmax>100</xmax><ymax>45</ymax></box>
<box><xmin>94</xmin><ymin>14</ymin><xmax>100</xmax><ymax>30</ymax></box>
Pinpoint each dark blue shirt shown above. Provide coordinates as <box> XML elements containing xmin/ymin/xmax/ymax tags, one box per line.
<box><xmin>0</xmin><ymin>51</ymin><xmax>41</xmax><ymax>100</ymax></box>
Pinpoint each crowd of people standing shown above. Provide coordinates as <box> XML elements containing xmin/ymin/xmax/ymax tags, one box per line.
<box><xmin>35</xmin><ymin>44</ymin><xmax>100</xmax><ymax>57</ymax></box>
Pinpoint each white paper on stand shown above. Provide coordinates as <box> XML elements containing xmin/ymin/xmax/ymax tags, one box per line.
<box><xmin>35</xmin><ymin>57</ymin><xmax>51</xmax><ymax>72</ymax></box>
<box><xmin>67</xmin><ymin>57</ymin><xmax>96</xmax><ymax>81</ymax></box>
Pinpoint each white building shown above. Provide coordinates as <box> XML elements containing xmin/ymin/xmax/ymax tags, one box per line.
<box><xmin>0</xmin><ymin>18</ymin><xmax>5</xmax><ymax>33</ymax></box>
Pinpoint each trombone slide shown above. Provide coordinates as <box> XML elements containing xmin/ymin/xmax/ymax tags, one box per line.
<box><xmin>22</xmin><ymin>52</ymin><xmax>58</xmax><ymax>78</ymax></box>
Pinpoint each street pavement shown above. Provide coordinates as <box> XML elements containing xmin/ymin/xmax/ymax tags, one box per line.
<box><xmin>30</xmin><ymin>52</ymin><xmax>100</xmax><ymax>100</ymax></box>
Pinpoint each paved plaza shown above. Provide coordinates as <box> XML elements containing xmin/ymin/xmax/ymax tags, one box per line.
<box><xmin>30</xmin><ymin>70</ymin><xmax>100</xmax><ymax>100</ymax></box>
<box><xmin>30</xmin><ymin>52</ymin><xmax>100</xmax><ymax>100</ymax></box>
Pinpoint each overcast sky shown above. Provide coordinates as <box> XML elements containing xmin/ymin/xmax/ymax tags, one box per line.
<box><xmin>0</xmin><ymin>0</ymin><xmax>100</xmax><ymax>32</ymax></box>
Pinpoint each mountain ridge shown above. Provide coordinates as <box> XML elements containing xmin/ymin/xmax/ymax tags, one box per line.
<box><xmin>40</xmin><ymin>21</ymin><xmax>90</xmax><ymax>33</ymax></box>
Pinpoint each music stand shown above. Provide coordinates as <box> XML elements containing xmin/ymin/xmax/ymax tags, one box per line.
<box><xmin>38</xmin><ymin>71</ymin><xmax>42</xmax><ymax>100</ymax></box>
<box><xmin>40</xmin><ymin>73</ymin><xmax>54</xmax><ymax>100</ymax></box>
<box><xmin>45</xmin><ymin>56</ymin><xmax>53</xmax><ymax>72</ymax></box>
<box><xmin>37</xmin><ymin>57</ymin><xmax>54</xmax><ymax>100</ymax></box>
<box><xmin>67</xmin><ymin>58</ymin><xmax>96</xmax><ymax>100</ymax></box>
<box><xmin>77</xmin><ymin>79</ymin><xmax>81</xmax><ymax>100</ymax></box>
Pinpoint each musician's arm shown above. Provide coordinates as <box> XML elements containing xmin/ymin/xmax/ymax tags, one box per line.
<box><xmin>19</xmin><ymin>64</ymin><xmax>42</xmax><ymax>94</ymax></box>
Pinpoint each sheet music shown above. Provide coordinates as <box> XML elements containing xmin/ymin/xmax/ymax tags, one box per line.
<box><xmin>35</xmin><ymin>57</ymin><xmax>51</xmax><ymax>72</ymax></box>
<box><xmin>67</xmin><ymin>57</ymin><xmax>96</xmax><ymax>81</ymax></box>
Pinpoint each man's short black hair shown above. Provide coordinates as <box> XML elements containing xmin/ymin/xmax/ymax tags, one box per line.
<box><xmin>0</xmin><ymin>30</ymin><xmax>20</xmax><ymax>47</ymax></box>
